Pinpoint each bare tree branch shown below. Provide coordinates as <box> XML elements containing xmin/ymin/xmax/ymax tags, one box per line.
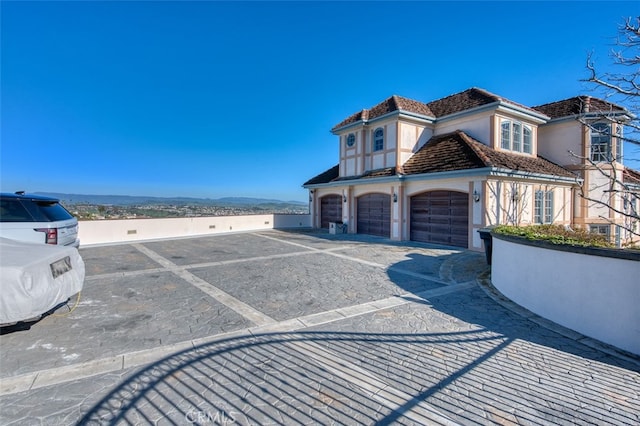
<box><xmin>568</xmin><ymin>150</ymin><xmax>640</xmax><ymax>240</ymax></box>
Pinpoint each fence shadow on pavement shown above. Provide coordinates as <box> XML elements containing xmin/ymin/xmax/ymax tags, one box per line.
<box><xmin>76</xmin><ymin>327</ymin><xmax>639</xmax><ymax>425</ymax></box>
<box><xmin>77</xmin><ymin>330</ymin><xmax>515</xmax><ymax>425</ymax></box>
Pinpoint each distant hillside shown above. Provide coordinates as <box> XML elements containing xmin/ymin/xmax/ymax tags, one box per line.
<box><xmin>35</xmin><ymin>192</ymin><xmax>307</xmax><ymax>207</ymax></box>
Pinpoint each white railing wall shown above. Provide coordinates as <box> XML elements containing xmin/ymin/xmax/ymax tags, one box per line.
<box><xmin>78</xmin><ymin>214</ymin><xmax>311</xmax><ymax>246</ymax></box>
<box><xmin>491</xmin><ymin>234</ymin><xmax>640</xmax><ymax>356</ymax></box>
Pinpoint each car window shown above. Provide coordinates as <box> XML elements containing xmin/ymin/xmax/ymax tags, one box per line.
<box><xmin>0</xmin><ymin>199</ymin><xmax>34</xmax><ymax>222</ymax></box>
<box><xmin>35</xmin><ymin>201</ymin><xmax>75</xmax><ymax>221</ymax></box>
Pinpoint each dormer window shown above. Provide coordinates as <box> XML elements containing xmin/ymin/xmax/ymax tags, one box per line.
<box><xmin>590</xmin><ymin>123</ymin><xmax>611</xmax><ymax>162</ymax></box>
<box><xmin>373</xmin><ymin>128</ymin><xmax>384</xmax><ymax>151</ymax></box>
<box><xmin>501</xmin><ymin>120</ymin><xmax>532</xmax><ymax>154</ymax></box>
<box><xmin>346</xmin><ymin>133</ymin><xmax>355</xmax><ymax>148</ymax></box>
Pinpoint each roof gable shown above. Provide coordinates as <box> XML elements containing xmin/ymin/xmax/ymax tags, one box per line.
<box><xmin>332</xmin><ymin>88</ymin><xmax>546</xmax><ymax>132</ymax></box>
<box><xmin>533</xmin><ymin>96</ymin><xmax>627</xmax><ymax>119</ymax></box>
<box><xmin>332</xmin><ymin>95</ymin><xmax>435</xmax><ymax>131</ymax></box>
<box><xmin>425</xmin><ymin>87</ymin><xmax>501</xmax><ymax>117</ymax></box>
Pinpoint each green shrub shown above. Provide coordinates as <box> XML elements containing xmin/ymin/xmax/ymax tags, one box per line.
<box><xmin>492</xmin><ymin>225</ymin><xmax>614</xmax><ymax>248</ymax></box>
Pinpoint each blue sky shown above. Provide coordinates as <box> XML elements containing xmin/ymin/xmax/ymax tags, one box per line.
<box><xmin>1</xmin><ymin>1</ymin><xmax>638</xmax><ymax>202</ymax></box>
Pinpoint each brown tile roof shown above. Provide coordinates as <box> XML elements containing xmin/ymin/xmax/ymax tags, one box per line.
<box><xmin>303</xmin><ymin>165</ymin><xmax>398</xmax><ymax>186</ymax></box>
<box><xmin>425</xmin><ymin>87</ymin><xmax>541</xmax><ymax>118</ymax></box>
<box><xmin>400</xmin><ymin>132</ymin><xmax>486</xmax><ymax>174</ymax></box>
<box><xmin>334</xmin><ymin>167</ymin><xmax>398</xmax><ymax>182</ymax></box>
<box><xmin>303</xmin><ymin>165</ymin><xmax>339</xmax><ymax>186</ymax></box>
<box><xmin>332</xmin><ymin>95</ymin><xmax>435</xmax><ymax>131</ymax></box>
<box><xmin>333</xmin><ymin>88</ymin><xmax>545</xmax><ymax>132</ymax></box>
<box><xmin>400</xmin><ymin>131</ymin><xmax>577</xmax><ymax>178</ymax></box>
<box><xmin>624</xmin><ymin>167</ymin><xmax>640</xmax><ymax>186</ymax></box>
<box><xmin>533</xmin><ymin>96</ymin><xmax>627</xmax><ymax>119</ymax></box>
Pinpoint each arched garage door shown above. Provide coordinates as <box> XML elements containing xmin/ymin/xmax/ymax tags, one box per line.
<box><xmin>410</xmin><ymin>191</ymin><xmax>469</xmax><ymax>248</ymax></box>
<box><xmin>357</xmin><ymin>193</ymin><xmax>391</xmax><ymax>238</ymax></box>
<box><xmin>320</xmin><ymin>195</ymin><xmax>342</xmax><ymax>229</ymax></box>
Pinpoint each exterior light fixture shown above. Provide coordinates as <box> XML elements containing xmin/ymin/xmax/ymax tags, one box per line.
<box><xmin>343</xmin><ymin>194</ymin><xmax>347</xmax><ymax>203</ymax></box>
<box><xmin>309</xmin><ymin>189</ymin><xmax>314</xmax><ymax>202</ymax></box>
<box><xmin>393</xmin><ymin>193</ymin><xmax>398</xmax><ymax>203</ymax></box>
<box><xmin>473</xmin><ymin>190</ymin><xmax>480</xmax><ymax>203</ymax></box>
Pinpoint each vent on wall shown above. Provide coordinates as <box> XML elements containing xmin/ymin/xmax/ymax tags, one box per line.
<box><xmin>209</xmin><ymin>225</ymin><xmax>216</xmax><ymax>229</ymax></box>
<box><xmin>127</xmin><ymin>230</ymin><xmax>137</xmax><ymax>235</ymax></box>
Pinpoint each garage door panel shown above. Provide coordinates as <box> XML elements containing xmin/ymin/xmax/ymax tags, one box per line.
<box><xmin>320</xmin><ymin>195</ymin><xmax>342</xmax><ymax>229</ymax></box>
<box><xmin>357</xmin><ymin>194</ymin><xmax>391</xmax><ymax>238</ymax></box>
<box><xmin>410</xmin><ymin>191</ymin><xmax>469</xmax><ymax>248</ymax></box>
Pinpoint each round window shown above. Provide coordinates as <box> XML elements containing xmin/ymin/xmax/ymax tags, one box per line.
<box><xmin>346</xmin><ymin>133</ymin><xmax>355</xmax><ymax>147</ymax></box>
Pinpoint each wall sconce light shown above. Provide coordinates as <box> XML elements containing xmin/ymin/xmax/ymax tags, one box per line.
<box><xmin>343</xmin><ymin>194</ymin><xmax>347</xmax><ymax>203</ymax></box>
<box><xmin>393</xmin><ymin>193</ymin><xmax>398</xmax><ymax>203</ymax></box>
<box><xmin>309</xmin><ymin>189</ymin><xmax>314</xmax><ymax>202</ymax></box>
<box><xmin>511</xmin><ymin>190</ymin><xmax>519</xmax><ymax>202</ymax></box>
<box><xmin>473</xmin><ymin>189</ymin><xmax>480</xmax><ymax>203</ymax></box>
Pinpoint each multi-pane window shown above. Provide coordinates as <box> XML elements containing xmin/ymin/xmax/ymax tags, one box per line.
<box><xmin>523</xmin><ymin>126</ymin><xmax>532</xmax><ymax>153</ymax></box>
<box><xmin>590</xmin><ymin>123</ymin><xmax>611</xmax><ymax>162</ymax></box>
<box><xmin>501</xmin><ymin>120</ymin><xmax>532</xmax><ymax>154</ymax></box>
<box><xmin>512</xmin><ymin>123</ymin><xmax>521</xmax><ymax>151</ymax></box>
<box><xmin>534</xmin><ymin>190</ymin><xmax>554</xmax><ymax>224</ymax></box>
<box><xmin>501</xmin><ymin>122</ymin><xmax>510</xmax><ymax>149</ymax></box>
<box><xmin>373</xmin><ymin>128</ymin><xmax>384</xmax><ymax>151</ymax></box>
<box><xmin>589</xmin><ymin>224</ymin><xmax>610</xmax><ymax>237</ymax></box>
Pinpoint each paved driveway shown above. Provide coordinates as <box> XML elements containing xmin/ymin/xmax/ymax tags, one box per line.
<box><xmin>0</xmin><ymin>230</ymin><xmax>638</xmax><ymax>425</ymax></box>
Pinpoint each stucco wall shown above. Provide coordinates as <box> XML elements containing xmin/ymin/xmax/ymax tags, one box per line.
<box><xmin>491</xmin><ymin>234</ymin><xmax>640</xmax><ymax>356</ymax></box>
<box><xmin>537</xmin><ymin>120</ymin><xmax>583</xmax><ymax>166</ymax></box>
<box><xmin>434</xmin><ymin>113</ymin><xmax>491</xmax><ymax>143</ymax></box>
<box><xmin>78</xmin><ymin>214</ymin><xmax>311</xmax><ymax>246</ymax></box>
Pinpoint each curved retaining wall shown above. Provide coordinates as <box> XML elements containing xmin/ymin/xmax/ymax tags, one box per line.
<box><xmin>491</xmin><ymin>233</ymin><xmax>640</xmax><ymax>356</ymax></box>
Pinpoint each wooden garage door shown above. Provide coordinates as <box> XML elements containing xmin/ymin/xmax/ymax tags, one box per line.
<box><xmin>410</xmin><ymin>191</ymin><xmax>469</xmax><ymax>248</ymax></box>
<box><xmin>320</xmin><ymin>195</ymin><xmax>342</xmax><ymax>229</ymax></box>
<box><xmin>357</xmin><ymin>193</ymin><xmax>391</xmax><ymax>238</ymax></box>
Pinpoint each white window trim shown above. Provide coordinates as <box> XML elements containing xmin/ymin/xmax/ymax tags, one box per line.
<box><xmin>346</xmin><ymin>133</ymin><xmax>356</xmax><ymax>148</ymax></box>
<box><xmin>534</xmin><ymin>189</ymin><xmax>554</xmax><ymax>224</ymax></box>
<box><xmin>500</xmin><ymin>119</ymin><xmax>533</xmax><ymax>154</ymax></box>
<box><xmin>590</xmin><ymin>122</ymin><xmax>612</xmax><ymax>162</ymax></box>
<box><xmin>373</xmin><ymin>128</ymin><xmax>384</xmax><ymax>152</ymax></box>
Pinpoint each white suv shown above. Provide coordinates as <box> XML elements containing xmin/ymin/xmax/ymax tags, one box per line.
<box><xmin>0</xmin><ymin>192</ymin><xmax>80</xmax><ymax>247</ymax></box>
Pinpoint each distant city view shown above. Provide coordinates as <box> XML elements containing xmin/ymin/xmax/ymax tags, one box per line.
<box><xmin>40</xmin><ymin>193</ymin><xmax>309</xmax><ymax>221</ymax></box>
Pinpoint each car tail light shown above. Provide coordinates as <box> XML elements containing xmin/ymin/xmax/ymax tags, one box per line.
<box><xmin>35</xmin><ymin>228</ymin><xmax>58</xmax><ymax>244</ymax></box>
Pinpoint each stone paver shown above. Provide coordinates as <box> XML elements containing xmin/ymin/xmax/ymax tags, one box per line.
<box><xmin>0</xmin><ymin>229</ymin><xmax>638</xmax><ymax>425</ymax></box>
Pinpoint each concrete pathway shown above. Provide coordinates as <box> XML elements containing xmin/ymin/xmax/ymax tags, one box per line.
<box><xmin>0</xmin><ymin>230</ymin><xmax>638</xmax><ymax>425</ymax></box>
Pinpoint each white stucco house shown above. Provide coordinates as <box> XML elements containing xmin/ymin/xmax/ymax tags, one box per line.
<box><xmin>303</xmin><ymin>88</ymin><xmax>640</xmax><ymax>250</ymax></box>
